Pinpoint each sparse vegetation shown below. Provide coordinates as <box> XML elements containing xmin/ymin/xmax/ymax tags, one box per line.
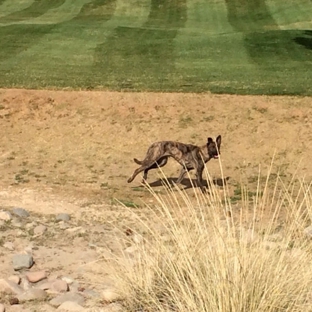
<box><xmin>113</xmin><ymin>162</ymin><xmax>312</xmax><ymax>311</ymax></box>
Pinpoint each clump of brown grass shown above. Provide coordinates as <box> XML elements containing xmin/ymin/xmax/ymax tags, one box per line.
<box><xmin>114</xmin><ymin>159</ymin><xmax>312</xmax><ymax>312</ymax></box>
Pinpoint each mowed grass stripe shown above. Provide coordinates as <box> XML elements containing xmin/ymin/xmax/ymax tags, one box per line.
<box><xmin>90</xmin><ymin>0</ymin><xmax>187</xmax><ymax>89</ymax></box>
<box><xmin>0</xmin><ymin>0</ymin><xmax>311</xmax><ymax>94</ymax></box>
<box><xmin>25</xmin><ymin>0</ymin><xmax>93</xmax><ymax>25</ymax></box>
<box><xmin>0</xmin><ymin>0</ymin><xmax>66</xmax><ymax>23</ymax></box>
<box><xmin>0</xmin><ymin>0</ymin><xmax>33</xmax><ymax>18</ymax></box>
<box><xmin>267</xmin><ymin>1</ymin><xmax>312</xmax><ymax>29</ymax></box>
<box><xmin>240</xmin><ymin>0</ymin><xmax>312</xmax><ymax>66</ymax></box>
<box><xmin>173</xmin><ymin>0</ymin><xmax>253</xmax><ymax>92</ymax></box>
<box><xmin>182</xmin><ymin>0</ymin><xmax>233</xmax><ymax>35</ymax></box>
<box><xmin>1</xmin><ymin>0</ymin><xmax>152</xmax><ymax>88</ymax></box>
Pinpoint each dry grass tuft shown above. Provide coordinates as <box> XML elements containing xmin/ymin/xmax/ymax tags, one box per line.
<box><xmin>110</xmin><ymin>159</ymin><xmax>312</xmax><ymax>311</ymax></box>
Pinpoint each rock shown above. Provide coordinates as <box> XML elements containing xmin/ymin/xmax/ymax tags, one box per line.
<box><xmin>100</xmin><ymin>303</ymin><xmax>124</xmax><ymax>312</ymax></box>
<box><xmin>3</xmin><ymin>242</ymin><xmax>14</xmax><ymax>251</ymax></box>
<box><xmin>132</xmin><ymin>233</ymin><xmax>143</xmax><ymax>244</ymax></box>
<box><xmin>124</xmin><ymin>246</ymin><xmax>138</xmax><ymax>254</ymax></box>
<box><xmin>61</xmin><ymin>277</ymin><xmax>74</xmax><ymax>285</ymax></box>
<box><xmin>304</xmin><ymin>225</ymin><xmax>312</xmax><ymax>238</ymax></box>
<box><xmin>12</xmin><ymin>208</ymin><xmax>29</xmax><ymax>218</ymax></box>
<box><xmin>24</xmin><ymin>243</ymin><xmax>36</xmax><ymax>254</ymax></box>
<box><xmin>101</xmin><ymin>287</ymin><xmax>121</xmax><ymax>303</ymax></box>
<box><xmin>12</xmin><ymin>254</ymin><xmax>34</xmax><ymax>270</ymax></box>
<box><xmin>8</xmin><ymin>297</ymin><xmax>19</xmax><ymax>305</ymax></box>
<box><xmin>17</xmin><ymin>288</ymin><xmax>47</xmax><ymax>302</ymax></box>
<box><xmin>51</xmin><ymin>280</ymin><xmax>69</xmax><ymax>293</ymax></box>
<box><xmin>59</xmin><ymin>222</ymin><xmax>70</xmax><ymax>230</ymax></box>
<box><xmin>25</xmin><ymin>222</ymin><xmax>36</xmax><ymax>229</ymax></box>
<box><xmin>0</xmin><ymin>279</ymin><xmax>23</xmax><ymax>295</ymax></box>
<box><xmin>65</xmin><ymin>227</ymin><xmax>82</xmax><ymax>233</ymax></box>
<box><xmin>56</xmin><ymin>214</ymin><xmax>71</xmax><ymax>222</ymax></box>
<box><xmin>33</xmin><ymin>225</ymin><xmax>47</xmax><ymax>236</ymax></box>
<box><xmin>88</xmin><ymin>243</ymin><xmax>97</xmax><ymax>249</ymax></box>
<box><xmin>83</xmin><ymin>288</ymin><xmax>100</xmax><ymax>298</ymax></box>
<box><xmin>0</xmin><ymin>303</ymin><xmax>4</xmax><ymax>312</ymax></box>
<box><xmin>20</xmin><ymin>278</ymin><xmax>31</xmax><ymax>291</ymax></box>
<box><xmin>57</xmin><ymin>301</ymin><xmax>84</xmax><ymax>311</ymax></box>
<box><xmin>39</xmin><ymin>279</ymin><xmax>68</xmax><ymax>293</ymax></box>
<box><xmin>8</xmin><ymin>275</ymin><xmax>21</xmax><ymax>285</ymax></box>
<box><xmin>16</xmin><ymin>230</ymin><xmax>24</xmax><ymax>237</ymax></box>
<box><xmin>49</xmin><ymin>293</ymin><xmax>85</xmax><ymax>308</ymax></box>
<box><xmin>67</xmin><ymin>281</ymin><xmax>80</xmax><ymax>293</ymax></box>
<box><xmin>25</xmin><ymin>271</ymin><xmax>47</xmax><ymax>283</ymax></box>
<box><xmin>37</xmin><ymin>281</ymin><xmax>52</xmax><ymax>290</ymax></box>
<box><xmin>11</xmin><ymin>220</ymin><xmax>23</xmax><ymax>228</ymax></box>
<box><xmin>0</xmin><ymin>210</ymin><xmax>12</xmax><ymax>221</ymax></box>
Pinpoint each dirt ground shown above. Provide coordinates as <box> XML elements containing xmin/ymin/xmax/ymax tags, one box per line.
<box><xmin>0</xmin><ymin>88</ymin><xmax>312</xmax><ymax>310</ymax></box>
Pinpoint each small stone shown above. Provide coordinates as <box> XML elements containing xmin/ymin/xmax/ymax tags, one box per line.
<box><xmin>101</xmin><ymin>287</ymin><xmax>121</xmax><ymax>303</ymax></box>
<box><xmin>100</xmin><ymin>303</ymin><xmax>123</xmax><ymax>312</ymax></box>
<box><xmin>132</xmin><ymin>233</ymin><xmax>143</xmax><ymax>244</ymax></box>
<box><xmin>88</xmin><ymin>243</ymin><xmax>97</xmax><ymax>249</ymax></box>
<box><xmin>57</xmin><ymin>301</ymin><xmax>84</xmax><ymax>311</ymax></box>
<box><xmin>12</xmin><ymin>208</ymin><xmax>29</xmax><ymax>218</ymax></box>
<box><xmin>33</xmin><ymin>225</ymin><xmax>47</xmax><ymax>236</ymax></box>
<box><xmin>16</xmin><ymin>230</ymin><xmax>24</xmax><ymax>237</ymax></box>
<box><xmin>20</xmin><ymin>278</ymin><xmax>31</xmax><ymax>291</ymax></box>
<box><xmin>0</xmin><ymin>210</ymin><xmax>12</xmax><ymax>221</ymax></box>
<box><xmin>124</xmin><ymin>246</ymin><xmax>138</xmax><ymax>254</ymax></box>
<box><xmin>8</xmin><ymin>275</ymin><xmax>21</xmax><ymax>285</ymax></box>
<box><xmin>39</xmin><ymin>279</ymin><xmax>69</xmax><ymax>293</ymax></box>
<box><xmin>24</xmin><ymin>243</ymin><xmax>37</xmax><ymax>254</ymax></box>
<box><xmin>25</xmin><ymin>271</ymin><xmax>47</xmax><ymax>283</ymax></box>
<box><xmin>0</xmin><ymin>279</ymin><xmax>23</xmax><ymax>295</ymax></box>
<box><xmin>59</xmin><ymin>222</ymin><xmax>70</xmax><ymax>230</ymax></box>
<box><xmin>56</xmin><ymin>214</ymin><xmax>71</xmax><ymax>222</ymax></box>
<box><xmin>0</xmin><ymin>303</ymin><xmax>5</xmax><ymax>311</ymax></box>
<box><xmin>25</xmin><ymin>222</ymin><xmax>36</xmax><ymax>229</ymax></box>
<box><xmin>11</xmin><ymin>220</ymin><xmax>23</xmax><ymax>228</ymax></box>
<box><xmin>49</xmin><ymin>293</ymin><xmax>84</xmax><ymax>308</ymax></box>
<box><xmin>51</xmin><ymin>280</ymin><xmax>69</xmax><ymax>293</ymax></box>
<box><xmin>3</xmin><ymin>242</ymin><xmax>14</xmax><ymax>251</ymax></box>
<box><xmin>9</xmin><ymin>297</ymin><xmax>19</xmax><ymax>305</ymax></box>
<box><xmin>65</xmin><ymin>227</ymin><xmax>82</xmax><ymax>233</ymax></box>
<box><xmin>304</xmin><ymin>225</ymin><xmax>312</xmax><ymax>238</ymax></box>
<box><xmin>17</xmin><ymin>288</ymin><xmax>47</xmax><ymax>302</ymax></box>
<box><xmin>12</xmin><ymin>254</ymin><xmax>34</xmax><ymax>271</ymax></box>
<box><xmin>61</xmin><ymin>277</ymin><xmax>74</xmax><ymax>285</ymax></box>
<box><xmin>37</xmin><ymin>281</ymin><xmax>52</xmax><ymax>290</ymax></box>
<box><xmin>83</xmin><ymin>288</ymin><xmax>100</xmax><ymax>298</ymax></box>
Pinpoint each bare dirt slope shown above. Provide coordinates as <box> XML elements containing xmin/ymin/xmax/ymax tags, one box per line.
<box><xmin>0</xmin><ymin>88</ymin><xmax>311</xmax><ymax>205</ymax></box>
<box><xmin>0</xmin><ymin>88</ymin><xmax>311</xmax><ymax>310</ymax></box>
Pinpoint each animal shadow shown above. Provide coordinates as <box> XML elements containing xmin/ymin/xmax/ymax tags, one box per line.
<box><xmin>146</xmin><ymin>176</ymin><xmax>230</xmax><ymax>191</ymax></box>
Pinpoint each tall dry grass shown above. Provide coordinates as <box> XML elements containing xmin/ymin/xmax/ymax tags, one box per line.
<box><xmin>115</xmin><ymin>160</ymin><xmax>312</xmax><ymax>312</ymax></box>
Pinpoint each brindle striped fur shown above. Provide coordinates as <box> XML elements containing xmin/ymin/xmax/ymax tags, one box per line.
<box><xmin>127</xmin><ymin>135</ymin><xmax>221</xmax><ymax>192</ymax></box>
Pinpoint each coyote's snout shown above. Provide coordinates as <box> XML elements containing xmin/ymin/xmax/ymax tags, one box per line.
<box><xmin>127</xmin><ymin>135</ymin><xmax>221</xmax><ymax>192</ymax></box>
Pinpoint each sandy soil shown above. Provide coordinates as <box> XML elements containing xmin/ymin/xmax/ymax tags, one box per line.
<box><xmin>1</xmin><ymin>88</ymin><xmax>311</xmax><ymax>205</ymax></box>
<box><xmin>0</xmin><ymin>88</ymin><xmax>311</xmax><ymax>310</ymax></box>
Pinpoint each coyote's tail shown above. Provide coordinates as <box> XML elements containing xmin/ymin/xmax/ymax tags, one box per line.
<box><xmin>134</xmin><ymin>158</ymin><xmax>143</xmax><ymax>165</ymax></box>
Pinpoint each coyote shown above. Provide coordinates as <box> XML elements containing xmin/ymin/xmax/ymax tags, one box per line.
<box><xmin>127</xmin><ymin>135</ymin><xmax>221</xmax><ymax>192</ymax></box>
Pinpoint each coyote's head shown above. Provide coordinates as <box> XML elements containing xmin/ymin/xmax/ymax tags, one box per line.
<box><xmin>207</xmin><ymin>135</ymin><xmax>221</xmax><ymax>159</ymax></box>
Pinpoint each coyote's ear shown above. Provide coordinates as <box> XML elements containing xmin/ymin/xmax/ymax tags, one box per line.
<box><xmin>207</xmin><ymin>137</ymin><xmax>213</xmax><ymax>144</ymax></box>
<box><xmin>216</xmin><ymin>135</ymin><xmax>221</xmax><ymax>147</ymax></box>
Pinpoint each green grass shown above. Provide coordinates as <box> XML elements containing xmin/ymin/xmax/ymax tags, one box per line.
<box><xmin>0</xmin><ymin>0</ymin><xmax>311</xmax><ymax>94</ymax></box>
